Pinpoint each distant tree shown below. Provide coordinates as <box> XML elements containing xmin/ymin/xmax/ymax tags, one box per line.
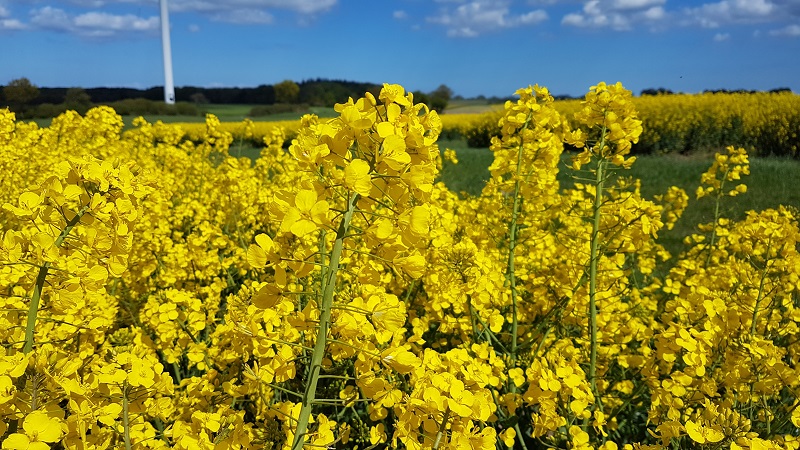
<box><xmin>432</xmin><ymin>84</ymin><xmax>453</xmax><ymax>102</ymax></box>
<box><xmin>3</xmin><ymin>77</ymin><xmax>40</xmax><ymax>117</ymax></box>
<box><xmin>64</xmin><ymin>87</ymin><xmax>92</xmax><ymax>112</ymax></box>
<box><xmin>274</xmin><ymin>80</ymin><xmax>300</xmax><ymax>104</ymax></box>
<box><xmin>412</xmin><ymin>91</ymin><xmax>430</xmax><ymax>107</ymax></box>
<box><xmin>251</xmin><ymin>84</ymin><xmax>276</xmax><ymax>104</ymax></box>
<box><xmin>428</xmin><ymin>84</ymin><xmax>453</xmax><ymax>112</ymax></box>
<box><xmin>298</xmin><ymin>79</ymin><xmax>382</xmax><ymax>107</ymax></box>
<box><xmin>190</xmin><ymin>92</ymin><xmax>210</xmax><ymax>104</ymax></box>
<box><xmin>640</xmin><ymin>87</ymin><xmax>674</xmax><ymax>96</ymax></box>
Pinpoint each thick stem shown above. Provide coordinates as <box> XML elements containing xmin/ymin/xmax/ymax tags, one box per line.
<box><xmin>432</xmin><ymin>408</ymin><xmax>451</xmax><ymax>450</ymax></box>
<box><xmin>291</xmin><ymin>193</ymin><xmax>358</xmax><ymax>450</ymax></box>
<box><xmin>23</xmin><ymin>205</ymin><xmax>89</xmax><ymax>354</ymax></box>
<box><xmin>514</xmin><ymin>423</ymin><xmax>530</xmax><ymax>450</ymax></box>
<box><xmin>123</xmin><ymin>382</ymin><xmax>133</xmax><ymax>450</ymax></box>
<box><xmin>587</xmin><ymin>154</ymin><xmax>607</xmax><ymax>429</ymax></box>
<box><xmin>506</xmin><ymin>115</ymin><xmax>531</xmax><ymax>373</ymax></box>
<box><xmin>508</xmin><ymin>177</ymin><xmax>521</xmax><ymax>367</ymax></box>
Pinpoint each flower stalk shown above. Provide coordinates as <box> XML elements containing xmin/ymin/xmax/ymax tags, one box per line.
<box><xmin>23</xmin><ymin>204</ymin><xmax>89</xmax><ymax>354</ymax></box>
<box><xmin>291</xmin><ymin>193</ymin><xmax>358</xmax><ymax>450</ymax></box>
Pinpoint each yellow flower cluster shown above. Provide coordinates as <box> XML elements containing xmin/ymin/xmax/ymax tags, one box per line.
<box><xmin>2</xmin><ymin>82</ymin><xmax>799</xmax><ymax>450</ymax></box>
<box><xmin>173</xmin><ymin>118</ymin><xmax>302</xmax><ymax>148</ymax></box>
<box><xmin>441</xmin><ymin>90</ymin><xmax>800</xmax><ymax>156</ymax></box>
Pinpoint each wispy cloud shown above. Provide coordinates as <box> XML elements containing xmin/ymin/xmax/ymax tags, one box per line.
<box><xmin>0</xmin><ymin>3</ymin><xmax>24</xmax><ymax>30</ymax></box>
<box><xmin>427</xmin><ymin>0</ymin><xmax>547</xmax><ymax>37</ymax></box>
<box><xmin>713</xmin><ymin>32</ymin><xmax>730</xmax><ymax>41</ymax></box>
<box><xmin>209</xmin><ymin>8</ymin><xmax>274</xmax><ymax>24</ymax></box>
<box><xmin>0</xmin><ymin>18</ymin><xmax>25</xmax><ymax>30</ymax></box>
<box><xmin>55</xmin><ymin>0</ymin><xmax>337</xmax><ymax>14</ymax></box>
<box><xmin>557</xmin><ymin>0</ymin><xmax>800</xmax><ymax>34</ymax></box>
<box><xmin>683</xmin><ymin>0</ymin><xmax>777</xmax><ymax>28</ymax></box>
<box><xmin>167</xmin><ymin>0</ymin><xmax>337</xmax><ymax>15</ymax></box>
<box><xmin>561</xmin><ymin>0</ymin><xmax>666</xmax><ymax>31</ymax></box>
<box><xmin>29</xmin><ymin>6</ymin><xmax>159</xmax><ymax>37</ymax></box>
<box><xmin>1</xmin><ymin>0</ymin><xmax>339</xmax><ymax>36</ymax></box>
<box><xmin>769</xmin><ymin>23</ymin><xmax>800</xmax><ymax>37</ymax></box>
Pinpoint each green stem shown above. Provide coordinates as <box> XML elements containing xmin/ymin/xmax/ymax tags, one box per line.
<box><xmin>291</xmin><ymin>193</ymin><xmax>358</xmax><ymax>450</ymax></box>
<box><xmin>750</xmin><ymin>241</ymin><xmax>773</xmax><ymax>337</ymax></box>
<box><xmin>506</xmin><ymin>115</ymin><xmax>531</xmax><ymax>373</ymax></box>
<box><xmin>587</xmin><ymin>154</ymin><xmax>608</xmax><ymax>429</ymax></box>
<box><xmin>432</xmin><ymin>408</ymin><xmax>451</xmax><ymax>450</ymax></box>
<box><xmin>705</xmin><ymin>166</ymin><xmax>730</xmax><ymax>267</ymax></box>
<box><xmin>466</xmin><ymin>293</ymin><xmax>479</xmax><ymax>342</ymax></box>
<box><xmin>123</xmin><ymin>382</ymin><xmax>133</xmax><ymax>450</ymax></box>
<box><xmin>23</xmin><ymin>205</ymin><xmax>89</xmax><ymax>354</ymax></box>
<box><xmin>514</xmin><ymin>423</ymin><xmax>530</xmax><ymax>450</ymax></box>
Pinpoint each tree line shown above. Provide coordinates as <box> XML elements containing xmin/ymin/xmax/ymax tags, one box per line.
<box><xmin>0</xmin><ymin>77</ymin><xmax>455</xmax><ymax>119</ymax></box>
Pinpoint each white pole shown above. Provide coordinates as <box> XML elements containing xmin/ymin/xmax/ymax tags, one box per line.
<box><xmin>160</xmin><ymin>0</ymin><xmax>175</xmax><ymax>104</ymax></box>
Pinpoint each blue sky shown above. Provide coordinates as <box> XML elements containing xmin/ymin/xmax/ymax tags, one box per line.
<box><xmin>1</xmin><ymin>0</ymin><xmax>799</xmax><ymax>98</ymax></box>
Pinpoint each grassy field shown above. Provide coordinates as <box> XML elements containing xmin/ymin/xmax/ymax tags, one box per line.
<box><xmin>30</xmin><ymin>99</ymin><xmax>497</xmax><ymax>128</ymax></box>
<box><xmin>197</xmin><ymin>136</ymin><xmax>800</xmax><ymax>260</ymax></box>
<box><xmin>438</xmin><ymin>138</ymin><xmax>800</xmax><ymax>258</ymax></box>
<box><xmin>117</xmin><ymin>104</ymin><xmax>338</xmax><ymax>127</ymax></box>
<box><xmin>29</xmin><ymin>104</ymin><xmax>338</xmax><ymax>129</ymax></box>
<box><xmin>442</xmin><ymin>99</ymin><xmax>504</xmax><ymax>115</ymax></box>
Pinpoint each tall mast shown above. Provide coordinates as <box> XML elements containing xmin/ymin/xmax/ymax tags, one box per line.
<box><xmin>160</xmin><ymin>0</ymin><xmax>175</xmax><ymax>104</ymax></box>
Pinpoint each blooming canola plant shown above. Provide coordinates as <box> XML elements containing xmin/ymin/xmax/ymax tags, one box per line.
<box><xmin>1</xmin><ymin>83</ymin><xmax>800</xmax><ymax>449</ymax></box>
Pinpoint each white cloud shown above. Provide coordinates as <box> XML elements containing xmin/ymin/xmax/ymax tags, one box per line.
<box><xmin>611</xmin><ymin>0</ymin><xmax>665</xmax><ymax>11</ymax></box>
<box><xmin>427</xmin><ymin>0</ymin><xmax>548</xmax><ymax>37</ymax></box>
<box><xmin>49</xmin><ymin>0</ymin><xmax>336</xmax><ymax>24</ymax></box>
<box><xmin>188</xmin><ymin>23</ymin><xmax>200</xmax><ymax>32</ymax></box>
<box><xmin>17</xmin><ymin>0</ymin><xmax>337</xmax><ymax>32</ymax></box>
<box><xmin>683</xmin><ymin>0</ymin><xmax>777</xmax><ymax>28</ymax></box>
<box><xmin>769</xmin><ymin>24</ymin><xmax>800</xmax><ymax>36</ymax></box>
<box><xmin>642</xmin><ymin>6</ymin><xmax>664</xmax><ymax>20</ymax></box>
<box><xmin>210</xmin><ymin>9</ymin><xmax>274</xmax><ymax>24</ymax></box>
<box><xmin>30</xmin><ymin>6</ymin><xmax>72</xmax><ymax>29</ymax></box>
<box><xmin>1</xmin><ymin>18</ymin><xmax>25</xmax><ymax>30</ymax></box>
<box><xmin>167</xmin><ymin>0</ymin><xmax>336</xmax><ymax>15</ymax></box>
<box><xmin>713</xmin><ymin>32</ymin><xmax>730</xmax><ymax>41</ymax></box>
<box><xmin>30</xmin><ymin>6</ymin><xmax>158</xmax><ymax>37</ymax></box>
<box><xmin>561</xmin><ymin>0</ymin><xmax>667</xmax><ymax>30</ymax></box>
<box><xmin>58</xmin><ymin>0</ymin><xmax>336</xmax><ymax>14</ymax></box>
<box><xmin>393</xmin><ymin>10</ymin><xmax>408</xmax><ymax>20</ymax></box>
<box><xmin>75</xmin><ymin>12</ymin><xmax>158</xmax><ymax>31</ymax></box>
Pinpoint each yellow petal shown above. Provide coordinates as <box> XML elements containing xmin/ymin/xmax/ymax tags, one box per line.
<box><xmin>408</xmin><ymin>206</ymin><xmax>430</xmax><ymax>236</ymax></box>
<box><xmin>294</xmin><ymin>189</ymin><xmax>317</xmax><ymax>212</ymax></box>
<box><xmin>253</xmin><ymin>284</ymin><xmax>282</xmax><ymax>309</ymax></box>
<box><xmin>246</xmin><ymin>245</ymin><xmax>267</xmax><ymax>268</ymax></box>
<box><xmin>23</xmin><ymin>411</ymin><xmax>62</xmax><ymax>443</ymax></box>
<box><xmin>376</xmin><ymin>122</ymin><xmax>396</xmax><ymax>138</ymax></box>
<box><xmin>1</xmin><ymin>433</ymin><xmax>30</xmax><ymax>450</ymax></box>
<box><xmin>255</xmin><ymin>233</ymin><xmax>274</xmax><ymax>252</ymax></box>
<box><xmin>684</xmin><ymin>420</ymin><xmax>705</xmax><ymax>444</ymax></box>
<box><xmin>291</xmin><ymin>218</ymin><xmax>317</xmax><ymax>237</ymax></box>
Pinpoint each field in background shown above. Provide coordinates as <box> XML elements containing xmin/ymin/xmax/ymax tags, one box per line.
<box><xmin>26</xmin><ymin>95</ymin><xmax>800</xmax><ymax>259</ymax></box>
<box><xmin>440</xmin><ymin>98</ymin><xmax>504</xmax><ymax>114</ymax></box>
<box><xmin>437</xmin><ymin>137</ymin><xmax>800</xmax><ymax>259</ymax></box>
<box><xmin>221</xmin><ymin>136</ymin><xmax>800</xmax><ymax>261</ymax></box>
